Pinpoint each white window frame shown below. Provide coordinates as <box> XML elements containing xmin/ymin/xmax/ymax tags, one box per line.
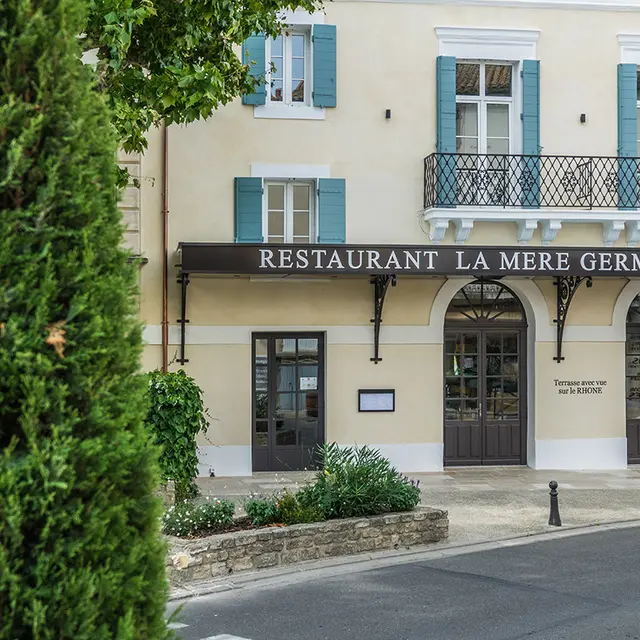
<box><xmin>253</xmin><ymin>11</ymin><xmax>325</xmax><ymax>120</ymax></box>
<box><xmin>263</xmin><ymin>180</ymin><xmax>317</xmax><ymax>244</ymax></box>
<box><xmin>456</xmin><ymin>61</ymin><xmax>514</xmax><ymax>156</ymax></box>
<box><xmin>266</xmin><ymin>28</ymin><xmax>310</xmax><ymax>106</ymax></box>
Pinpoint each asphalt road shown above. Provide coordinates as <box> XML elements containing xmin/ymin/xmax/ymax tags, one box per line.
<box><xmin>167</xmin><ymin>526</ymin><xmax>640</xmax><ymax>640</ymax></box>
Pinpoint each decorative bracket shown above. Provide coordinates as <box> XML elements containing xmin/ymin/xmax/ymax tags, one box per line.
<box><xmin>177</xmin><ymin>272</ymin><xmax>190</xmax><ymax>364</ymax></box>
<box><xmin>370</xmin><ymin>274</ymin><xmax>396</xmax><ymax>364</ymax></box>
<box><xmin>453</xmin><ymin>219</ymin><xmax>474</xmax><ymax>244</ymax></box>
<box><xmin>553</xmin><ymin>275</ymin><xmax>592</xmax><ymax>362</ymax></box>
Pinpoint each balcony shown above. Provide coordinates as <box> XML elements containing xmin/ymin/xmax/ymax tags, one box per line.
<box><xmin>423</xmin><ymin>153</ymin><xmax>640</xmax><ymax>246</ymax></box>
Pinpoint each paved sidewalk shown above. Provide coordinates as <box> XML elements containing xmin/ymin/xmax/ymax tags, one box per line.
<box><xmin>195</xmin><ymin>467</ymin><xmax>640</xmax><ymax>546</ymax></box>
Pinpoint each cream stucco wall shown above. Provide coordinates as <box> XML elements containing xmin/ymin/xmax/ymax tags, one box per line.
<box><xmin>143</xmin><ymin>1</ymin><xmax>640</xmax><ymax>257</ymax></box>
<box><xmin>327</xmin><ymin>344</ymin><xmax>443</xmax><ymax>445</ymax></box>
<box><xmin>534</xmin><ymin>341</ymin><xmax>626</xmax><ymax>440</ymax></box>
<box><xmin>132</xmin><ymin>1</ymin><xmax>640</xmax><ymax>473</ymax></box>
<box><xmin>535</xmin><ymin>277</ymin><xmax>628</xmax><ymax>326</ymax></box>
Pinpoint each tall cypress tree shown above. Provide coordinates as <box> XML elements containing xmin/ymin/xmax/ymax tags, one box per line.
<box><xmin>0</xmin><ymin>1</ymin><xmax>171</xmax><ymax>637</ymax></box>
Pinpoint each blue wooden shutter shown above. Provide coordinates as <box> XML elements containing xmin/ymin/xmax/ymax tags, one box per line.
<box><xmin>317</xmin><ymin>178</ymin><xmax>346</xmax><ymax>243</ymax></box>
<box><xmin>436</xmin><ymin>56</ymin><xmax>456</xmax><ymax>207</ymax></box>
<box><xmin>242</xmin><ymin>34</ymin><xmax>266</xmax><ymax>106</ymax></box>
<box><xmin>312</xmin><ymin>25</ymin><xmax>337</xmax><ymax>108</ymax></box>
<box><xmin>618</xmin><ymin>63</ymin><xmax>638</xmax><ymax>210</ymax></box>
<box><xmin>234</xmin><ymin>177</ymin><xmax>263</xmax><ymax>243</ymax></box>
<box><xmin>521</xmin><ymin>60</ymin><xmax>541</xmax><ymax>208</ymax></box>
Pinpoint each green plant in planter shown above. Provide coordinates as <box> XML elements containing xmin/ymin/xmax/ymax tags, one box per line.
<box><xmin>245</xmin><ymin>490</ymin><xmax>324</xmax><ymax>527</ymax></box>
<box><xmin>298</xmin><ymin>443</ymin><xmax>421</xmax><ymax>519</ymax></box>
<box><xmin>145</xmin><ymin>370</ymin><xmax>208</xmax><ymax>502</ymax></box>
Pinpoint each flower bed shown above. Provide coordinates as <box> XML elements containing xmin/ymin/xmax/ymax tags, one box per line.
<box><xmin>167</xmin><ymin>506</ymin><xmax>449</xmax><ymax>582</ymax></box>
<box><xmin>163</xmin><ymin>445</ymin><xmax>449</xmax><ymax>581</ymax></box>
<box><xmin>162</xmin><ymin>444</ymin><xmax>424</xmax><ymax>539</ymax></box>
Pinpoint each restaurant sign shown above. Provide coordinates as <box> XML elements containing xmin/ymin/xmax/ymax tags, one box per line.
<box><xmin>179</xmin><ymin>243</ymin><xmax>640</xmax><ymax>277</ymax></box>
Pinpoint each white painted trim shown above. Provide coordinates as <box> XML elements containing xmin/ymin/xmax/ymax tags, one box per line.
<box><xmin>534</xmin><ymin>438</ymin><xmax>628</xmax><ymax>470</ymax></box>
<box><xmin>277</xmin><ymin>8</ymin><xmax>325</xmax><ymax>25</ymax></box>
<box><xmin>612</xmin><ymin>278</ymin><xmax>640</xmax><ymax>335</ymax></box>
<box><xmin>254</xmin><ymin>104</ymin><xmax>325</xmax><ymax>120</ymax></box>
<box><xmin>338</xmin><ymin>443</ymin><xmax>444</xmax><ymax>473</ymax></box>
<box><xmin>143</xmin><ymin>324</ymin><xmax>624</xmax><ymax>349</ymax></box>
<box><xmin>424</xmin><ymin>207</ymin><xmax>640</xmax><ymax>222</ymax></box>
<box><xmin>424</xmin><ymin>208</ymin><xmax>640</xmax><ymax>246</ymax></box>
<box><xmin>197</xmin><ymin>445</ymin><xmax>252</xmax><ymax>477</ymax></box>
<box><xmin>143</xmin><ymin>324</ymin><xmax>444</xmax><ymax>345</ymax></box>
<box><xmin>436</xmin><ymin>26</ymin><xmax>539</xmax><ymax>61</ymax></box>
<box><xmin>350</xmin><ymin>0</ymin><xmax>640</xmax><ymax>11</ymax></box>
<box><xmin>619</xmin><ymin>33</ymin><xmax>640</xmax><ymax>64</ymax></box>
<box><xmin>251</xmin><ymin>163</ymin><xmax>330</xmax><ymax>179</ymax></box>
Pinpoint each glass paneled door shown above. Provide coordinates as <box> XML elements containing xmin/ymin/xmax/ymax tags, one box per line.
<box><xmin>252</xmin><ymin>334</ymin><xmax>325</xmax><ymax>472</ymax></box>
<box><xmin>444</xmin><ymin>280</ymin><xmax>527</xmax><ymax>466</ymax></box>
<box><xmin>626</xmin><ymin>298</ymin><xmax>640</xmax><ymax>463</ymax></box>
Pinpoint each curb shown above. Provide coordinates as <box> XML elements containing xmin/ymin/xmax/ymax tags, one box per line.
<box><xmin>168</xmin><ymin>517</ymin><xmax>640</xmax><ymax>603</ymax></box>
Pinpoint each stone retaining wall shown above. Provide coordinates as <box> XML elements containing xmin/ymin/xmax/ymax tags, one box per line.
<box><xmin>167</xmin><ymin>507</ymin><xmax>448</xmax><ymax>583</ymax></box>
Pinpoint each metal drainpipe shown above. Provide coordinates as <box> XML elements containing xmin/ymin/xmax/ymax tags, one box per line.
<box><xmin>161</xmin><ymin>122</ymin><xmax>169</xmax><ymax>374</ymax></box>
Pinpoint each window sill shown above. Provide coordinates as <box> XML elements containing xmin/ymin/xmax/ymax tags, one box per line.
<box><xmin>254</xmin><ymin>103</ymin><xmax>325</xmax><ymax>120</ymax></box>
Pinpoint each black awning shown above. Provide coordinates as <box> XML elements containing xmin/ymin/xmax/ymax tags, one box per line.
<box><xmin>178</xmin><ymin>242</ymin><xmax>640</xmax><ymax>277</ymax></box>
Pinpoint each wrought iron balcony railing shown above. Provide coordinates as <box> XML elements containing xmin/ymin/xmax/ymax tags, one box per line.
<box><xmin>424</xmin><ymin>153</ymin><xmax>640</xmax><ymax>210</ymax></box>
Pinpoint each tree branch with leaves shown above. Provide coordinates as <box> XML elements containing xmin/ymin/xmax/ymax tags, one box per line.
<box><xmin>81</xmin><ymin>0</ymin><xmax>325</xmax><ymax>153</ymax></box>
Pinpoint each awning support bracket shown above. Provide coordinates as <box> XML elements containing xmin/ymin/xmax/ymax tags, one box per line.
<box><xmin>553</xmin><ymin>275</ymin><xmax>592</xmax><ymax>362</ymax></box>
<box><xmin>177</xmin><ymin>272</ymin><xmax>190</xmax><ymax>365</ymax></box>
<box><xmin>370</xmin><ymin>274</ymin><xmax>396</xmax><ymax>364</ymax></box>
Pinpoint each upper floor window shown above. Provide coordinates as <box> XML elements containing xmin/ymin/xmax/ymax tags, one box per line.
<box><xmin>456</xmin><ymin>62</ymin><xmax>513</xmax><ymax>155</ymax></box>
<box><xmin>268</xmin><ymin>30</ymin><xmax>309</xmax><ymax>106</ymax></box>
<box><xmin>265</xmin><ymin>181</ymin><xmax>315</xmax><ymax>243</ymax></box>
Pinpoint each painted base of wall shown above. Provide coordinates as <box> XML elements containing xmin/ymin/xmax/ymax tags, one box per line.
<box><xmin>339</xmin><ymin>442</ymin><xmax>445</xmax><ymax>473</ymax></box>
<box><xmin>196</xmin><ymin>443</ymin><xmax>444</xmax><ymax>476</ymax></box>
<box><xmin>534</xmin><ymin>438</ymin><xmax>628</xmax><ymax>470</ymax></box>
<box><xmin>196</xmin><ymin>440</ymin><xmax>629</xmax><ymax>476</ymax></box>
<box><xmin>197</xmin><ymin>445</ymin><xmax>252</xmax><ymax>477</ymax></box>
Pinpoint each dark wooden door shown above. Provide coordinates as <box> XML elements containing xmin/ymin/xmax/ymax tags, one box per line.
<box><xmin>443</xmin><ymin>279</ymin><xmax>527</xmax><ymax>466</ymax></box>
<box><xmin>626</xmin><ymin>326</ymin><xmax>640</xmax><ymax>464</ymax></box>
<box><xmin>252</xmin><ymin>334</ymin><xmax>325</xmax><ymax>472</ymax></box>
<box><xmin>444</xmin><ymin>329</ymin><xmax>525</xmax><ymax>465</ymax></box>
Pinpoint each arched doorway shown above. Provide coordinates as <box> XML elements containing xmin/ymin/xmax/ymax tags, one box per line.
<box><xmin>444</xmin><ymin>279</ymin><xmax>527</xmax><ymax>466</ymax></box>
<box><xmin>626</xmin><ymin>297</ymin><xmax>640</xmax><ymax>464</ymax></box>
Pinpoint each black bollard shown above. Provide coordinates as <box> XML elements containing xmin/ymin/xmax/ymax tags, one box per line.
<box><xmin>548</xmin><ymin>480</ymin><xmax>562</xmax><ymax>526</ymax></box>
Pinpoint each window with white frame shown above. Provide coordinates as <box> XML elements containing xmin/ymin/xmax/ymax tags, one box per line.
<box><xmin>265</xmin><ymin>181</ymin><xmax>315</xmax><ymax>243</ymax></box>
<box><xmin>267</xmin><ymin>30</ymin><xmax>310</xmax><ymax>106</ymax></box>
<box><xmin>456</xmin><ymin>62</ymin><xmax>513</xmax><ymax>156</ymax></box>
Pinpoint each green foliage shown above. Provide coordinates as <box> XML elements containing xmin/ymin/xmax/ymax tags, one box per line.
<box><xmin>0</xmin><ymin>0</ymin><xmax>171</xmax><ymax>637</ymax></box>
<box><xmin>245</xmin><ymin>490</ymin><xmax>323</xmax><ymax>527</ymax></box>
<box><xmin>298</xmin><ymin>444</ymin><xmax>422</xmax><ymax>519</ymax></box>
<box><xmin>82</xmin><ymin>0</ymin><xmax>324</xmax><ymax>153</ymax></box>
<box><xmin>145</xmin><ymin>369</ymin><xmax>208</xmax><ymax>502</ymax></box>
<box><xmin>162</xmin><ymin>498</ymin><xmax>235</xmax><ymax>537</ymax></box>
<box><xmin>244</xmin><ymin>495</ymin><xmax>280</xmax><ymax>527</ymax></box>
<box><xmin>275</xmin><ymin>490</ymin><xmax>324</xmax><ymax>525</ymax></box>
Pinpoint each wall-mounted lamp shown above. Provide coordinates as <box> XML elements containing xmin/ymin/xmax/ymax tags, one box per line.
<box><xmin>580</xmin><ymin>113</ymin><xmax>587</xmax><ymax>124</ymax></box>
<box><xmin>385</xmin><ymin>109</ymin><xmax>391</xmax><ymax>120</ymax></box>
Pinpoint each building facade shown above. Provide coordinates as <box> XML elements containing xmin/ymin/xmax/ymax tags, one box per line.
<box><xmin>128</xmin><ymin>0</ymin><xmax>640</xmax><ymax>476</ymax></box>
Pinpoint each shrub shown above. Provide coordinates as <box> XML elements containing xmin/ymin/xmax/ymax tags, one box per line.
<box><xmin>275</xmin><ymin>490</ymin><xmax>324</xmax><ymax>525</ymax></box>
<box><xmin>298</xmin><ymin>444</ymin><xmax>421</xmax><ymax>519</ymax></box>
<box><xmin>245</xmin><ymin>490</ymin><xmax>324</xmax><ymax>527</ymax></box>
<box><xmin>0</xmin><ymin>1</ymin><xmax>171</xmax><ymax>637</ymax></box>
<box><xmin>244</xmin><ymin>495</ymin><xmax>280</xmax><ymax>527</ymax></box>
<box><xmin>163</xmin><ymin>498</ymin><xmax>235</xmax><ymax>537</ymax></box>
<box><xmin>145</xmin><ymin>369</ymin><xmax>208</xmax><ymax>502</ymax></box>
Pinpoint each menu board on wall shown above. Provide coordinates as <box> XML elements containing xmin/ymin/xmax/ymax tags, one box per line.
<box><xmin>358</xmin><ymin>389</ymin><xmax>395</xmax><ymax>412</ymax></box>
